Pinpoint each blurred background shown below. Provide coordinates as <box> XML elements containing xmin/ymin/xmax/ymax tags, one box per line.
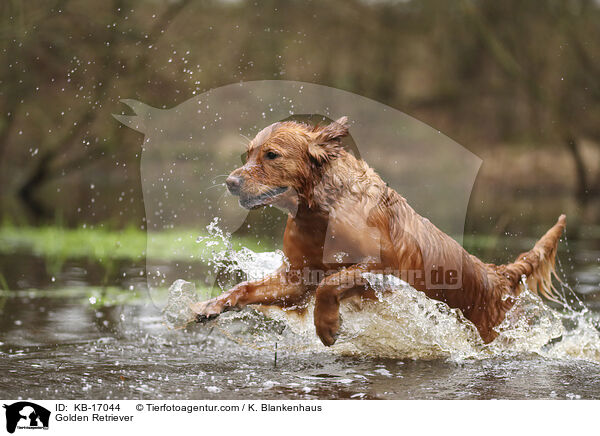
<box><xmin>1</xmin><ymin>0</ymin><xmax>600</xmax><ymax>400</ymax></box>
<box><xmin>1</xmin><ymin>0</ymin><xmax>600</xmax><ymax>230</ymax></box>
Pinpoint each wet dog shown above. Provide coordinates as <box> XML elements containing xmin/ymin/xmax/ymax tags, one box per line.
<box><xmin>192</xmin><ymin>117</ymin><xmax>565</xmax><ymax>345</ymax></box>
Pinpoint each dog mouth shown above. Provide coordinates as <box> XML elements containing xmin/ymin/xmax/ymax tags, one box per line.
<box><xmin>239</xmin><ymin>186</ymin><xmax>289</xmax><ymax>209</ymax></box>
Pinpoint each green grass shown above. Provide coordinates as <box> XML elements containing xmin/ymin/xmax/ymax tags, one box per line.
<box><xmin>0</xmin><ymin>224</ymin><xmax>540</xmax><ymax>265</ymax></box>
<box><xmin>0</xmin><ymin>225</ymin><xmax>271</xmax><ymax>262</ymax></box>
<box><xmin>0</xmin><ymin>286</ymin><xmax>181</xmax><ymax>306</ymax></box>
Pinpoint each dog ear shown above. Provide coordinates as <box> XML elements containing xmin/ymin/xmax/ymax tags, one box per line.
<box><xmin>308</xmin><ymin>117</ymin><xmax>349</xmax><ymax>164</ymax></box>
<box><xmin>316</xmin><ymin>116</ymin><xmax>349</xmax><ymax>143</ymax></box>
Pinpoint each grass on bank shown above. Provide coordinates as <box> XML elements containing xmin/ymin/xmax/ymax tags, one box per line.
<box><xmin>0</xmin><ymin>224</ymin><xmax>541</xmax><ymax>265</ymax></box>
<box><xmin>0</xmin><ymin>225</ymin><xmax>270</xmax><ymax>262</ymax></box>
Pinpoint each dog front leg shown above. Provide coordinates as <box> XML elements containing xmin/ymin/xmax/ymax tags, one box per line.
<box><xmin>314</xmin><ymin>265</ymin><xmax>374</xmax><ymax>346</ymax></box>
<box><xmin>191</xmin><ymin>266</ymin><xmax>305</xmax><ymax>322</ymax></box>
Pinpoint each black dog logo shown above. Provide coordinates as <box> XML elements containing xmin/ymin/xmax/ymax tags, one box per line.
<box><xmin>3</xmin><ymin>402</ymin><xmax>50</xmax><ymax>433</ymax></box>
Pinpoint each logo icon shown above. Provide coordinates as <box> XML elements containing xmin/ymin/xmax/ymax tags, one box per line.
<box><xmin>114</xmin><ymin>80</ymin><xmax>481</xmax><ymax>306</ymax></box>
<box><xmin>3</xmin><ymin>402</ymin><xmax>50</xmax><ymax>434</ymax></box>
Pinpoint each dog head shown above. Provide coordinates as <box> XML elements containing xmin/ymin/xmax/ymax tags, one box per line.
<box><xmin>226</xmin><ymin>117</ymin><xmax>349</xmax><ymax>209</ymax></box>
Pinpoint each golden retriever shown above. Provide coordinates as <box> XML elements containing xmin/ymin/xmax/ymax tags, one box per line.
<box><xmin>192</xmin><ymin>117</ymin><xmax>565</xmax><ymax>345</ymax></box>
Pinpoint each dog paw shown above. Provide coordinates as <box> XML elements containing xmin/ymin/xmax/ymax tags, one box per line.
<box><xmin>315</xmin><ymin>316</ymin><xmax>340</xmax><ymax>346</ymax></box>
<box><xmin>195</xmin><ymin>312</ymin><xmax>219</xmax><ymax>324</ymax></box>
<box><xmin>190</xmin><ymin>300</ymin><xmax>225</xmax><ymax>323</ymax></box>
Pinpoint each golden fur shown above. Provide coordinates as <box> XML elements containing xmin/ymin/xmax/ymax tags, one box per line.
<box><xmin>192</xmin><ymin>117</ymin><xmax>566</xmax><ymax>345</ymax></box>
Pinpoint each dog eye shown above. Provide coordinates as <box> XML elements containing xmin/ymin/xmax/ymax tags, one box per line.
<box><xmin>265</xmin><ymin>151</ymin><xmax>279</xmax><ymax>160</ymax></box>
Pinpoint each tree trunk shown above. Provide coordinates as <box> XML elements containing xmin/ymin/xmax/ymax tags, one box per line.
<box><xmin>565</xmin><ymin>135</ymin><xmax>589</xmax><ymax>203</ymax></box>
<box><xmin>18</xmin><ymin>152</ymin><xmax>53</xmax><ymax>220</ymax></box>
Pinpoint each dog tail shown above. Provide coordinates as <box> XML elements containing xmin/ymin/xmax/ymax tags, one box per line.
<box><xmin>502</xmin><ymin>214</ymin><xmax>566</xmax><ymax>302</ymax></box>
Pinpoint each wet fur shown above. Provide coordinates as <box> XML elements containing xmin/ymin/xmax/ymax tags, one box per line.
<box><xmin>192</xmin><ymin>118</ymin><xmax>566</xmax><ymax>345</ymax></box>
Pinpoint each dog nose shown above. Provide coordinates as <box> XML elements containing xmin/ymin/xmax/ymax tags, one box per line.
<box><xmin>226</xmin><ymin>175</ymin><xmax>242</xmax><ymax>195</ymax></box>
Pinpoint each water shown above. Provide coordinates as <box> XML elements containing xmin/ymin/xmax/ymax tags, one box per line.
<box><xmin>2</xmin><ymin>293</ymin><xmax>600</xmax><ymax>400</ymax></box>
<box><xmin>1</xmin><ymin>226</ymin><xmax>600</xmax><ymax>399</ymax></box>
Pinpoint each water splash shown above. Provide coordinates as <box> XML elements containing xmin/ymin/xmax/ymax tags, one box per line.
<box><xmin>163</xmin><ymin>280</ymin><xmax>200</xmax><ymax>329</ymax></box>
<box><xmin>164</xmin><ymin>222</ymin><xmax>600</xmax><ymax>362</ymax></box>
<box><xmin>196</xmin><ymin>217</ymin><xmax>285</xmax><ymax>281</ymax></box>
<box><xmin>544</xmin><ymin>312</ymin><xmax>600</xmax><ymax>361</ymax></box>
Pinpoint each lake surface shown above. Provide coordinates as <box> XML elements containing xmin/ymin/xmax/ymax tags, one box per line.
<box><xmin>1</xmin><ymin>232</ymin><xmax>599</xmax><ymax>400</ymax></box>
